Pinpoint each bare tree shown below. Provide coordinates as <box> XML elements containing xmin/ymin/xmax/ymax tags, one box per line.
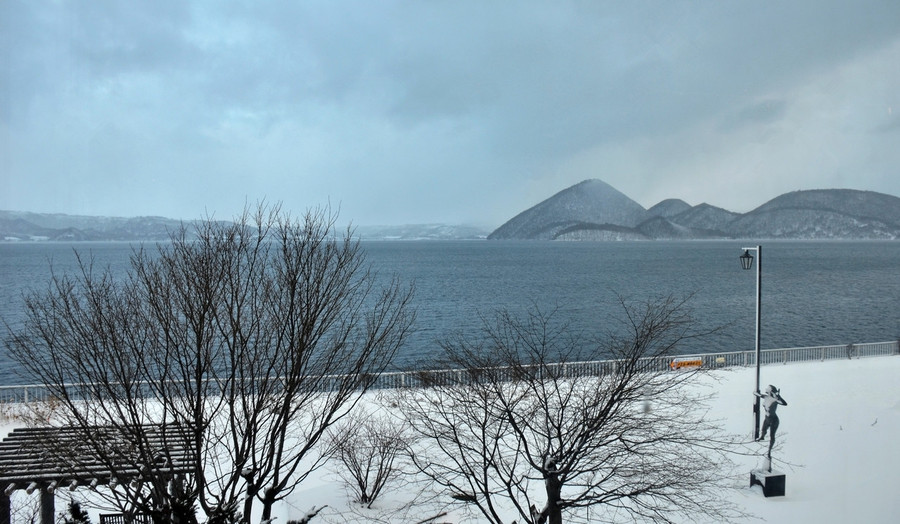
<box><xmin>326</xmin><ymin>404</ymin><xmax>410</xmax><ymax>508</ymax></box>
<box><xmin>4</xmin><ymin>204</ymin><xmax>415</xmax><ymax>523</ymax></box>
<box><xmin>397</xmin><ymin>296</ymin><xmax>745</xmax><ymax>524</ymax></box>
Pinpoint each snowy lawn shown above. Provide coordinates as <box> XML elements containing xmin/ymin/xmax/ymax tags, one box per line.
<box><xmin>2</xmin><ymin>355</ymin><xmax>899</xmax><ymax>523</ymax></box>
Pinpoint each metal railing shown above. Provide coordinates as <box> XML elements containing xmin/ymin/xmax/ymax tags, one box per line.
<box><xmin>370</xmin><ymin>340</ymin><xmax>899</xmax><ymax>390</ymax></box>
<box><xmin>1</xmin><ymin>341</ymin><xmax>897</xmax><ymax>404</ymax></box>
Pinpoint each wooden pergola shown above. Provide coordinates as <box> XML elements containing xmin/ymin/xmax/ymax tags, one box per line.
<box><xmin>0</xmin><ymin>424</ymin><xmax>194</xmax><ymax>524</ymax></box>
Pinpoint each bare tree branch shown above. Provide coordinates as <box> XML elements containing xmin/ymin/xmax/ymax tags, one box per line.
<box><xmin>397</xmin><ymin>298</ymin><xmax>746</xmax><ymax>524</ymax></box>
<box><xmin>4</xmin><ymin>203</ymin><xmax>416</xmax><ymax>523</ymax></box>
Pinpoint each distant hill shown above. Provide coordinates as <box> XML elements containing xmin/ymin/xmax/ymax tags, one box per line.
<box><xmin>488</xmin><ymin>180</ymin><xmax>900</xmax><ymax>240</ymax></box>
<box><xmin>0</xmin><ymin>211</ymin><xmax>187</xmax><ymax>241</ymax></box>
<box><xmin>0</xmin><ymin>211</ymin><xmax>490</xmax><ymax>242</ymax></box>
<box><xmin>353</xmin><ymin>224</ymin><xmax>489</xmax><ymax>240</ymax></box>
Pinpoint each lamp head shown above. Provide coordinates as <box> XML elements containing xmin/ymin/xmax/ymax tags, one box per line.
<box><xmin>739</xmin><ymin>249</ymin><xmax>754</xmax><ymax>270</ymax></box>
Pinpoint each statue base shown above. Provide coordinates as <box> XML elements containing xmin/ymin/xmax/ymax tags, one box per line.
<box><xmin>750</xmin><ymin>469</ymin><xmax>785</xmax><ymax>497</ymax></box>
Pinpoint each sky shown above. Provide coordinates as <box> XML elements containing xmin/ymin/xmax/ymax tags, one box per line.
<box><xmin>2</xmin><ymin>1</ymin><xmax>900</xmax><ymax>228</ymax></box>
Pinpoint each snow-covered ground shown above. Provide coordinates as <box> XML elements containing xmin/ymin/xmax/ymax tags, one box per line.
<box><xmin>710</xmin><ymin>355</ymin><xmax>900</xmax><ymax>523</ymax></box>
<box><xmin>3</xmin><ymin>355</ymin><xmax>899</xmax><ymax>523</ymax></box>
<box><xmin>286</xmin><ymin>355</ymin><xmax>900</xmax><ymax>523</ymax></box>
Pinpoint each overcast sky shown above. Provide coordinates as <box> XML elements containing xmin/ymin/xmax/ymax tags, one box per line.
<box><xmin>2</xmin><ymin>1</ymin><xmax>900</xmax><ymax>227</ymax></box>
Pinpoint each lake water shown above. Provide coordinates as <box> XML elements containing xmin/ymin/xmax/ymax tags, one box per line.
<box><xmin>2</xmin><ymin>240</ymin><xmax>899</xmax><ymax>385</ymax></box>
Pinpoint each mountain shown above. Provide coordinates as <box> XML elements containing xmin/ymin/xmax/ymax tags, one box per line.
<box><xmin>487</xmin><ymin>180</ymin><xmax>648</xmax><ymax>240</ymax></box>
<box><xmin>669</xmin><ymin>203</ymin><xmax>740</xmax><ymax>232</ymax></box>
<box><xmin>488</xmin><ymin>181</ymin><xmax>900</xmax><ymax>240</ymax></box>
<box><xmin>727</xmin><ymin>189</ymin><xmax>900</xmax><ymax>239</ymax></box>
<box><xmin>635</xmin><ymin>217</ymin><xmax>726</xmax><ymax>240</ymax></box>
<box><xmin>646</xmin><ymin>199</ymin><xmax>692</xmax><ymax>218</ymax></box>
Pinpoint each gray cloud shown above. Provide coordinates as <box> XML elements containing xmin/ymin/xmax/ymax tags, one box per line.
<box><xmin>718</xmin><ymin>99</ymin><xmax>789</xmax><ymax>133</ymax></box>
<box><xmin>2</xmin><ymin>0</ymin><xmax>900</xmax><ymax>226</ymax></box>
<box><xmin>874</xmin><ymin>113</ymin><xmax>900</xmax><ymax>134</ymax></box>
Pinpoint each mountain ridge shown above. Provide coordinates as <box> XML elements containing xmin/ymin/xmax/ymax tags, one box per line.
<box><xmin>3</xmin><ymin>181</ymin><xmax>899</xmax><ymax>241</ymax></box>
<box><xmin>488</xmin><ymin>180</ymin><xmax>900</xmax><ymax>240</ymax></box>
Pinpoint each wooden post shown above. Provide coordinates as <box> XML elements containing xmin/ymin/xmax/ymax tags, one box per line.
<box><xmin>0</xmin><ymin>493</ymin><xmax>10</xmax><ymax>524</ymax></box>
<box><xmin>40</xmin><ymin>487</ymin><xmax>54</xmax><ymax>524</ymax></box>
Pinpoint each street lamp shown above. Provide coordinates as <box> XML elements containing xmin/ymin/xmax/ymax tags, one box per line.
<box><xmin>740</xmin><ymin>246</ymin><xmax>762</xmax><ymax>440</ymax></box>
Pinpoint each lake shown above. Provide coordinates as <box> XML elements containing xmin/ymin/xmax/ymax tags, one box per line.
<box><xmin>2</xmin><ymin>240</ymin><xmax>899</xmax><ymax>384</ymax></box>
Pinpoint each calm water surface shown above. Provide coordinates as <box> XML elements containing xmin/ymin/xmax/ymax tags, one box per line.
<box><xmin>2</xmin><ymin>240</ymin><xmax>899</xmax><ymax>384</ymax></box>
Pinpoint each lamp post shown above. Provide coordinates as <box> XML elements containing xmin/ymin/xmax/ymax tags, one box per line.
<box><xmin>740</xmin><ymin>245</ymin><xmax>762</xmax><ymax>440</ymax></box>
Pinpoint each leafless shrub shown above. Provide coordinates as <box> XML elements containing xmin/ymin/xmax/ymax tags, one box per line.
<box><xmin>328</xmin><ymin>407</ymin><xmax>410</xmax><ymax>508</ymax></box>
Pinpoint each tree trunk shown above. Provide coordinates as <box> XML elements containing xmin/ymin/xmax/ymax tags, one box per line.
<box><xmin>260</xmin><ymin>488</ymin><xmax>277</xmax><ymax>523</ymax></box>
<box><xmin>538</xmin><ymin>456</ymin><xmax>563</xmax><ymax>524</ymax></box>
<box><xmin>242</xmin><ymin>487</ymin><xmax>256</xmax><ymax>524</ymax></box>
<box><xmin>545</xmin><ymin>475</ymin><xmax>562</xmax><ymax>524</ymax></box>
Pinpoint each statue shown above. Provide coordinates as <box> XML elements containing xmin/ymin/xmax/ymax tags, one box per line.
<box><xmin>755</xmin><ymin>384</ymin><xmax>787</xmax><ymax>471</ymax></box>
<box><xmin>756</xmin><ymin>385</ymin><xmax>787</xmax><ymax>444</ymax></box>
<box><xmin>750</xmin><ymin>385</ymin><xmax>788</xmax><ymax>495</ymax></box>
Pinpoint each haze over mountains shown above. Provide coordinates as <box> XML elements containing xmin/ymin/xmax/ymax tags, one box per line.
<box><xmin>2</xmin><ymin>179</ymin><xmax>899</xmax><ymax>241</ymax></box>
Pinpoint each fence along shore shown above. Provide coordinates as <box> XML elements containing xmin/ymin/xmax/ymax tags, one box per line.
<box><xmin>1</xmin><ymin>340</ymin><xmax>898</xmax><ymax>404</ymax></box>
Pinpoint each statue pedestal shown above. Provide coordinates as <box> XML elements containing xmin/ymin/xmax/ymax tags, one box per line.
<box><xmin>750</xmin><ymin>469</ymin><xmax>785</xmax><ymax>497</ymax></box>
